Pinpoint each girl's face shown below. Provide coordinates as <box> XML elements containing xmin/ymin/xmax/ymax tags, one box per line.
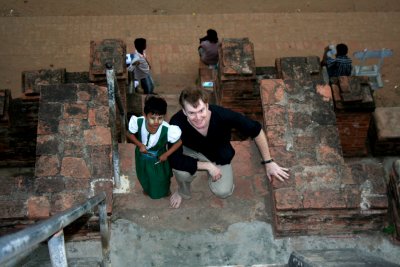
<box><xmin>145</xmin><ymin>113</ymin><xmax>164</xmax><ymax>133</ymax></box>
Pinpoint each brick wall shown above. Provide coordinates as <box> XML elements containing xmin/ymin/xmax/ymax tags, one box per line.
<box><xmin>388</xmin><ymin>159</ymin><xmax>400</xmax><ymax>241</ymax></box>
<box><xmin>32</xmin><ymin>83</ymin><xmax>114</xmax><ymax>218</ymax></box>
<box><xmin>215</xmin><ymin>38</ymin><xmax>263</xmax><ymax>139</ymax></box>
<box><xmin>0</xmin><ymin>89</ymin><xmax>39</xmax><ymax>167</ymax></box>
<box><xmin>331</xmin><ymin>77</ymin><xmax>375</xmax><ymax>157</ymax></box>
<box><xmin>335</xmin><ymin>112</ymin><xmax>372</xmax><ymax>157</ymax></box>
<box><xmin>261</xmin><ymin>57</ymin><xmax>387</xmax><ymax>236</ymax></box>
<box><xmin>369</xmin><ymin>107</ymin><xmax>400</xmax><ymax>156</ymax></box>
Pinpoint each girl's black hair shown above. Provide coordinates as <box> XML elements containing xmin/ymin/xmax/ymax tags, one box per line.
<box><xmin>144</xmin><ymin>95</ymin><xmax>167</xmax><ymax>115</ymax></box>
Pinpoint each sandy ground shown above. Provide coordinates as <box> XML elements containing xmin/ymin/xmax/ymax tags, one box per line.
<box><xmin>1</xmin><ymin>0</ymin><xmax>400</xmax><ymax>16</ymax></box>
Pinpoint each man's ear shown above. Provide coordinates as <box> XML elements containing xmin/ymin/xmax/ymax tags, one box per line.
<box><xmin>182</xmin><ymin>108</ymin><xmax>187</xmax><ymax>116</ymax></box>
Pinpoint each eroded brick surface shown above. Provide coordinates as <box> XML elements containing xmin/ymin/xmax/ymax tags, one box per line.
<box><xmin>260</xmin><ymin>57</ymin><xmax>388</xmax><ymax>236</ymax></box>
<box><xmin>35</xmin><ymin>83</ymin><xmax>113</xmax><ymax>215</ymax></box>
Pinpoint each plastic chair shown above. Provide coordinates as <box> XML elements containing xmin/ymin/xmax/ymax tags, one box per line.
<box><xmin>352</xmin><ymin>48</ymin><xmax>393</xmax><ymax>89</ymax></box>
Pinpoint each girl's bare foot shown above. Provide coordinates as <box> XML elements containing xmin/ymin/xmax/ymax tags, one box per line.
<box><xmin>170</xmin><ymin>191</ymin><xmax>182</xmax><ymax>208</ymax></box>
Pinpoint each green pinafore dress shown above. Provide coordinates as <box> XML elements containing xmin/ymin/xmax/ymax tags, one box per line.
<box><xmin>135</xmin><ymin>118</ymin><xmax>172</xmax><ymax>199</ymax></box>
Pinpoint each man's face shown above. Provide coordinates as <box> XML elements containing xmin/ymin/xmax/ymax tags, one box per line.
<box><xmin>182</xmin><ymin>100</ymin><xmax>209</xmax><ymax>130</ymax></box>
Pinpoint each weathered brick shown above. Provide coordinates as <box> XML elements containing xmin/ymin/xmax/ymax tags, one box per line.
<box><xmin>263</xmin><ymin>104</ymin><xmax>286</xmax><ymax>126</ymax></box>
<box><xmin>89</xmin><ymin>145</ymin><xmax>112</xmax><ymax>178</ymax></box>
<box><xmin>316</xmin><ymin>84</ymin><xmax>332</xmax><ymax>102</ymax></box>
<box><xmin>88</xmin><ymin>106</ymin><xmax>109</xmax><ymax>127</ymax></box>
<box><xmin>27</xmin><ymin>196</ymin><xmax>50</xmax><ymax>219</ymax></box>
<box><xmin>0</xmin><ymin>199</ymin><xmax>27</xmax><ymax>219</ymax></box>
<box><xmin>64</xmin><ymin>178</ymin><xmax>90</xmax><ymax>191</ymax></box>
<box><xmin>77</xmin><ymin>90</ymin><xmax>91</xmax><ymax>102</ymax></box>
<box><xmin>51</xmin><ymin>192</ymin><xmax>87</xmax><ymax>214</ymax></box>
<box><xmin>58</xmin><ymin>119</ymin><xmax>82</xmax><ymax>137</ymax></box>
<box><xmin>83</xmin><ymin>127</ymin><xmax>111</xmax><ymax>146</ymax></box>
<box><xmin>36</xmin><ymin>134</ymin><xmax>59</xmax><ymax>155</ymax></box>
<box><xmin>266</xmin><ymin>125</ymin><xmax>287</xmax><ymax>147</ymax></box>
<box><xmin>274</xmin><ymin>188</ymin><xmax>303</xmax><ymax>210</ymax></box>
<box><xmin>63</xmin><ymin>139</ymin><xmax>85</xmax><ymax>157</ymax></box>
<box><xmin>35</xmin><ymin>155</ymin><xmax>60</xmax><ymax>177</ymax></box>
<box><xmin>35</xmin><ymin>177</ymin><xmax>65</xmax><ymax>193</ymax></box>
<box><xmin>63</xmin><ymin>103</ymin><xmax>88</xmax><ymax>119</ymax></box>
<box><xmin>60</xmin><ymin>157</ymin><xmax>90</xmax><ymax>179</ymax></box>
<box><xmin>40</xmin><ymin>84</ymin><xmax>78</xmax><ymax>103</ymax></box>
<box><xmin>316</xmin><ymin>144</ymin><xmax>343</xmax><ymax>165</ymax></box>
<box><xmin>303</xmin><ymin>189</ymin><xmax>347</xmax><ymax>209</ymax></box>
<box><xmin>92</xmin><ymin>179</ymin><xmax>114</xmax><ymax>213</ymax></box>
<box><xmin>260</xmin><ymin>79</ymin><xmax>285</xmax><ymax>105</ymax></box>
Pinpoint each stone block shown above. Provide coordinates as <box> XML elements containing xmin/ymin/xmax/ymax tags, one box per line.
<box><xmin>89</xmin><ymin>145</ymin><xmax>112</xmax><ymax>178</ymax></box>
<box><xmin>335</xmin><ymin>112</ymin><xmax>372</xmax><ymax>157</ymax></box>
<box><xmin>21</xmin><ymin>68</ymin><xmax>66</xmax><ymax>95</ymax></box>
<box><xmin>92</xmin><ymin>179</ymin><xmax>114</xmax><ymax>213</ymax></box>
<box><xmin>50</xmin><ymin>192</ymin><xmax>87</xmax><ymax>214</ymax></box>
<box><xmin>89</xmin><ymin>39</ymin><xmax>127</xmax><ymax>82</ymax></box>
<box><xmin>277</xmin><ymin>57</ymin><xmax>311</xmax><ymax>81</ymax></box>
<box><xmin>218</xmin><ymin>38</ymin><xmax>256</xmax><ymax>81</ymax></box>
<box><xmin>83</xmin><ymin>126</ymin><xmax>112</xmax><ymax>146</ymax></box>
<box><xmin>27</xmin><ymin>196</ymin><xmax>50</xmax><ymax>219</ymax></box>
<box><xmin>65</xmin><ymin>71</ymin><xmax>90</xmax><ymax>83</ymax></box>
<box><xmin>370</xmin><ymin>107</ymin><xmax>400</xmax><ymax>156</ymax></box>
<box><xmin>60</xmin><ymin>157</ymin><xmax>91</xmax><ymax>179</ymax></box>
<box><xmin>0</xmin><ymin>199</ymin><xmax>27</xmax><ymax>219</ymax></box>
<box><xmin>288</xmin><ymin>249</ymin><xmax>399</xmax><ymax>267</ymax></box>
<box><xmin>0</xmin><ymin>93</ymin><xmax>38</xmax><ymax>167</ymax></box>
<box><xmin>35</xmin><ymin>155</ymin><xmax>60</xmax><ymax>177</ymax></box>
<box><xmin>261</xmin><ymin>59</ymin><xmax>386</xmax><ymax>236</ymax></box>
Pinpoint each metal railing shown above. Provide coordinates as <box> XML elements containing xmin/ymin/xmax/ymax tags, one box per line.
<box><xmin>0</xmin><ymin>192</ymin><xmax>110</xmax><ymax>267</ymax></box>
<box><xmin>105</xmin><ymin>62</ymin><xmax>128</xmax><ymax>189</ymax></box>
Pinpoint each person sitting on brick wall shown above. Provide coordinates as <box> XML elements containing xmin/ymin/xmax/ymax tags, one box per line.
<box><xmin>127</xmin><ymin>38</ymin><xmax>155</xmax><ymax>94</ymax></box>
<box><xmin>198</xmin><ymin>29</ymin><xmax>219</xmax><ymax>66</ymax></box>
<box><xmin>324</xmin><ymin>43</ymin><xmax>353</xmax><ymax>78</ymax></box>
<box><xmin>168</xmin><ymin>88</ymin><xmax>290</xmax><ymax>208</ymax></box>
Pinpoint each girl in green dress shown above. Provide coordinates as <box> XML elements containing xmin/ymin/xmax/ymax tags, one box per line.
<box><xmin>127</xmin><ymin>96</ymin><xmax>182</xmax><ymax>199</ymax></box>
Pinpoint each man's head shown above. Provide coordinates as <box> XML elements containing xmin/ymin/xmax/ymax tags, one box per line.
<box><xmin>179</xmin><ymin>88</ymin><xmax>209</xmax><ymax>108</ymax></box>
<box><xmin>336</xmin><ymin>43</ymin><xmax>348</xmax><ymax>56</ymax></box>
<box><xmin>134</xmin><ymin>38</ymin><xmax>147</xmax><ymax>54</ymax></box>
<box><xmin>179</xmin><ymin>88</ymin><xmax>210</xmax><ymax>130</ymax></box>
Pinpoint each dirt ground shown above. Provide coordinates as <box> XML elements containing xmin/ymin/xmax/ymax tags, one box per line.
<box><xmin>1</xmin><ymin>0</ymin><xmax>399</xmax><ymax>107</ymax></box>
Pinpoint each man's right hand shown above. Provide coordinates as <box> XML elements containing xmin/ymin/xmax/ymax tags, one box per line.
<box><xmin>197</xmin><ymin>161</ymin><xmax>222</xmax><ymax>181</ymax></box>
<box><xmin>207</xmin><ymin>162</ymin><xmax>222</xmax><ymax>182</ymax></box>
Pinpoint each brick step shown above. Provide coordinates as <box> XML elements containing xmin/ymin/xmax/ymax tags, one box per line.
<box><xmin>288</xmin><ymin>249</ymin><xmax>400</xmax><ymax>267</ymax></box>
<box><xmin>369</xmin><ymin>107</ymin><xmax>400</xmax><ymax>156</ymax></box>
<box><xmin>275</xmin><ymin>208</ymin><xmax>387</xmax><ymax>236</ymax></box>
<box><xmin>116</xmin><ymin>143</ymin><xmax>136</xmax><ymax>194</ymax></box>
<box><xmin>388</xmin><ymin>159</ymin><xmax>400</xmax><ymax>241</ymax></box>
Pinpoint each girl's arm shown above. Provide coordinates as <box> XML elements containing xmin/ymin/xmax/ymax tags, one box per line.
<box><xmin>127</xmin><ymin>133</ymin><xmax>147</xmax><ymax>153</ymax></box>
<box><xmin>158</xmin><ymin>139</ymin><xmax>182</xmax><ymax>162</ymax></box>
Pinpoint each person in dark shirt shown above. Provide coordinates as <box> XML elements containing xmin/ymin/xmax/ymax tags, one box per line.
<box><xmin>169</xmin><ymin>88</ymin><xmax>290</xmax><ymax>208</ymax></box>
<box><xmin>325</xmin><ymin>43</ymin><xmax>353</xmax><ymax>78</ymax></box>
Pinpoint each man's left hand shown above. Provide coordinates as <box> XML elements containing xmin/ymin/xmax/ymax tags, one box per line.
<box><xmin>265</xmin><ymin>162</ymin><xmax>289</xmax><ymax>182</ymax></box>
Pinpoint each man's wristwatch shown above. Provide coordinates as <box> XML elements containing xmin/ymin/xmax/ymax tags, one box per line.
<box><xmin>261</xmin><ymin>159</ymin><xmax>274</xmax><ymax>165</ymax></box>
